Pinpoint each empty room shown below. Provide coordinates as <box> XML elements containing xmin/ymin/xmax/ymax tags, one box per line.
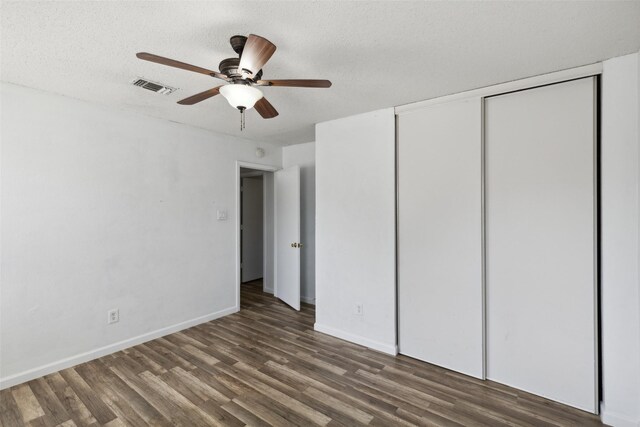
<box><xmin>1</xmin><ymin>1</ymin><xmax>640</xmax><ymax>426</ymax></box>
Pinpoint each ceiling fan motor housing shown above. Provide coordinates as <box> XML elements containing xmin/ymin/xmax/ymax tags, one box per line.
<box><xmin>219</xmin><ymin>57</ymin><xmax>262</xmax><ymax>82</ymax></box>
<box><xmin>219</xmin><ymin>57</ymin><xmax>241</xmax><ymax>77</ymax></box>
<box><xmin>229</xmin><ymin>35</ymin><xmax>247</xmax><ymax>55</ymax></box>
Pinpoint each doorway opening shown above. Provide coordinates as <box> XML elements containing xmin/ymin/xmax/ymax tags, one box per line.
<box><xmin>235</xmin><ymin>162</ymin><xmax>277</xmax><ymax>311</ymax></box>
<box><xmin>240</xmin><ymin>168</ymin><xmax>270</xmax><ymax>309</ymax></box>
<box><xmin>240</xmin><ymin>170</ymin><xmax>264</xmax><ymax>285</ymax></box>
<box><xmin>234</xmin><ymin>161</ymin><xmax>304</xmax><ymax>313</ymax></box>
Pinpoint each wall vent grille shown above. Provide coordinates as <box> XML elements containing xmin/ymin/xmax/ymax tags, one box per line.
<box><xmin>131</xmin><ymin>78</ymin><xmax>177</xmax><ymax>95</ymax></box>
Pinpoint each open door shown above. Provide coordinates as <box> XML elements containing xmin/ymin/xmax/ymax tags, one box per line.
<box><xmin>275</xmin><ymin>165</ymin><xmax>301</xmax><ymax>310</ymax></box>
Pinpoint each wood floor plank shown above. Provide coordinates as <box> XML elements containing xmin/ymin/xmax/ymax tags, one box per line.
<box><xmin>137</xmin><ymin>371</ymin><xmax>224</xmax><ymax>427</ymax></box>
<box><xmin>186</xmin><ymin>368</ymin><xmax>238</xmax><ymax>401</ymax></box>
<box><xmin>11</xmin><ymin>384</ymin><xmax>46</xmax><ymax>423</ymax></box>
<box><xmin>2</xmin><ymin>281</ymin><xmax>604</xmax><ymax>427</ymax></box>
<box><xmin>232</xmin><ymin>393</ymin><xmax>298</xmax><ymax>426</ymax></box>
<box><xmin>126</xmin><ymin>348</ymin><xmax>168</xmax><ymax>376</ymax></box>
<box><xmin>28</xmin><ymin>378</ymin><xmax>71</xmax><ymax>426</ymax></box>
<box><xmin>303</xmin><ymin>387</ymin><xmax>374</xmax><ymax>425</ymax></box>
<box><xmin>1</xmin><ymin>388</ymin><xmax>25</xmax><ymax>427</ymax></box>
<box><xmin>154</xmin><ymin>372</ymin><xmax>206</xmax><ymax>408</ymax></box>
<box><xmin>25</xmin><ymin>415</ymin><xmax>54</xmax><ymax>427</ymax></box>
<box><xmin>45</xmin><ymin>372</ymin><xmax>96</xmax><ymax>427</ymax></box>
<box><xmin>108</xmin><ymin>366</ymin><xmax>195</xmax><ymax>427</ymax></box>
<box><xmin>180</xmin><ymin>345</ymin><xmax>220</xmax><ymax>367</ymax></box>
<box><xmin>246</xmin><ymin>390</ymin><xmax>343</xmax><ymax>427</ymax></box>
<box><xmin>143</xmin><ymin>341</ymin><xmax>197</xmax><ymax>372</ymax></box>
<box><xmin>164</xmin><ymin>367</ymin><xmax>230</xmax><ymax>405</ymax></box>
<box><xmin>89</xmin><ymin>361</ymin><xmax>166</xmax><ymax>426</ymax></box>
<box><xmin>232</xmin><ymin>361</ymin><xmax>306</xmax><ymax>394</ymax></box>
<box><xmin>209</xmin><ymin>362</ymin><xmax>332</xmax><ymax>426</ymax></box>
<box><xmin>75</xmin><ymin>362</ymin><xmax>155</xmax><ymax>427</ymax></box>
<box><xmin>58</xmin><ymin>369</ymin><xmax>115</xmax><ymax>425</ymax></box>
<box><xmin>96</xmin><ymin>392</ymin><xmax>149</xmax><ymax>427</ymax></box>
<box><xmin>196</xmin><ymin>401</ymin><xmax>244</xmax><ymax>427</ymax></box>
<box><xmin>139</xmin><ymin>344</ymin><xmax>179</xmax><ymax>371</ymax></box>
<box><xmin>220</xmin><ymin>400</ymin><xmax>271</xmax><ymax>427</ymax></box>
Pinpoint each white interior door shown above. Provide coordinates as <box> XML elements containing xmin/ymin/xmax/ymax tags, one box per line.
<box><xmin>241</xmin><ymin>176</ymin><xmax>263</xmax><ymax>282</ymax></box>
<box><xmin>275</xmin><ymin>165</ymin><xmax>301</xmax><ymax>310</ymax></box>
<box><xmin>398</xmin><ymin>98</ymin><xmax>484</xmax><ymax>379</ymax></box>
<box><xmin>485</xmin><ymin>77</ymin><xmax>597</xmax><ymax>412</ymax></box>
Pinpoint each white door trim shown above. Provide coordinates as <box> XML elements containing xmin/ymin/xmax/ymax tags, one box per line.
<box><xmin>235</xmin><ymin>161</ymin><xmax>280</xmax><ymax>311</ymax></box>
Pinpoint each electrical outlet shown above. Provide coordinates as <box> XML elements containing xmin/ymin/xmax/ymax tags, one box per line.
<box><xmin>355</xmin><ymin>303</ymin><xmax>363</xmax><ymax>316</ymax></box>
<box><xmin>107</xmin><ymin>309</ymin><xmax>119</xmax><ymax>324</ymax></box>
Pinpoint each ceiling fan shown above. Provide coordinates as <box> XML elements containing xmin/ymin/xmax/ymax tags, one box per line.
<box><xmin>136</xmin><ymin>34</ymin><xmax>332</xmax><ymax>129</ymax></box>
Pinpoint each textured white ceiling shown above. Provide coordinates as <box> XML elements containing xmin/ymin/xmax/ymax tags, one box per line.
<box><xmin>2</xmin><ymin>1</ymin><xmax>640</xmax><ymax>145</ymax></box>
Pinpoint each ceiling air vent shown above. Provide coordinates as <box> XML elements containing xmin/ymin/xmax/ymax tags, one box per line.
<box><xmin>131</xmin><ymin>77</ymin><xmax>177</xmax><ymax>95</ymax></box>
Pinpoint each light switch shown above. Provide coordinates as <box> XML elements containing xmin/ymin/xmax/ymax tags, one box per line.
<box><xmin>217</xmin><ymin>209</ymin><xmax>227</xmax><ymax>221</ymax></box>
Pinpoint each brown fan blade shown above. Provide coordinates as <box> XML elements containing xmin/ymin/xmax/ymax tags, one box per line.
<box><xmin>256</xmin><ymin>79</ymin><xmax>332</xmax><ymax>88</ymax></box>
<box><xmin>136</xmin><ymin>52</ymin><xmax>229</xmax><ymax>81</ymax></box>
<box><xmin>238</xmin><ymin>35</ymin><xmax>276</xmax><ymax>77</ymax></box>
<box><xmin>254</xmin><ymin>97</ymin><xmax>279</xmax><ymax>119</ymax></box>
<box><xmin>177</xmin><ymin>86</ymin><xmax>223</xmax><ymax>105</ymax></box>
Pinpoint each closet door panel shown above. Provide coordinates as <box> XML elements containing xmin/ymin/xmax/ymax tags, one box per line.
<box><xmin>398</xmin><ymin>98</ymin><xmax>484</xmax><ymax>379</ymax></box>
<box><xmin>485</xmin><ymin>77</ymin><xmax>597</xmax><ymax>412</ymax></box>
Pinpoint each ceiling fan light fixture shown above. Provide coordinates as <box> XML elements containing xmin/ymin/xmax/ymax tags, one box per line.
<box><xmin>219</xmin><ymin>84</ymin><xmax>263</xmax><ymax>110</ymax></box>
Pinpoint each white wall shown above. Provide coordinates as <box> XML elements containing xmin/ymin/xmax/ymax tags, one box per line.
<box><xmin>601</xmin><ymin>53</ymin><xmax>640</xmax><ymax>427</ymax></box>
<box><xmin>315</xmin><ymin>109</ymin><xmax>396</xmax><ymax>354</ymax></box>
<box><xmin>0</xmin><ymin>83</ymin><xmax>281</xmax><ymax>388</ymax></box>
<box><xmin>282</xmin><ymin>142</ymin><xmax>316</xmax><ymax>304</ymax></box>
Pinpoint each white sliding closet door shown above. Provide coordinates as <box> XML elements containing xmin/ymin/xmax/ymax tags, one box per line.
<box><xmin>398</xmin><ymin>98</ymin><xmax>484</xmax><ymax>379</ymax></box>
<box><xmin>485</xmin><ymin>78</ymin><xmax>597</xmax><ymax>412</ymax></box>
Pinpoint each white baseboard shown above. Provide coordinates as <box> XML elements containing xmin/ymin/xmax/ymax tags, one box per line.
<box><xmin>301</xmin><ymin>295</ymin><xmax>316</xmax><ymax>305</ymax></box>
<box><xmin>264</xmin><ymin>287</ymin><xmax>274</xmax><ymax>294</ymax></box>
<box><xmin>601</xmin><ymin>403</ymin><xmax>640</xmax><ymax>427</ymax></box>
<box><xmin>314</xmin><ymin>322</ymin><xmax>397</xmax><ymax>355</ymax></box>
<box><xmin>0</xmin><ymin>305</ymin><xmax>239</xmax><ymax>390</ymax></box>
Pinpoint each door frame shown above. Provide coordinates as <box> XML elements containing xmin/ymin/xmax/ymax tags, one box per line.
<box><xmin>235</xmin><ymin>161</ymin><xmax>280</xmax><ymax>311</ymax></box>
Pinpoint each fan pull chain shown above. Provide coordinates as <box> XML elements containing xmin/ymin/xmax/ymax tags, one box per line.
<box><xmin>239</xmin><ymin>107</ymin><xmax>246</xmax><ymax>131</ymax></box>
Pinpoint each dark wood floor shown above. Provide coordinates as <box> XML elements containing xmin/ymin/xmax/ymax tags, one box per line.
<box><xmin>1</xmin><ymin>280</ymin><xmax>604</xmax><ymax>426</ymax></box>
